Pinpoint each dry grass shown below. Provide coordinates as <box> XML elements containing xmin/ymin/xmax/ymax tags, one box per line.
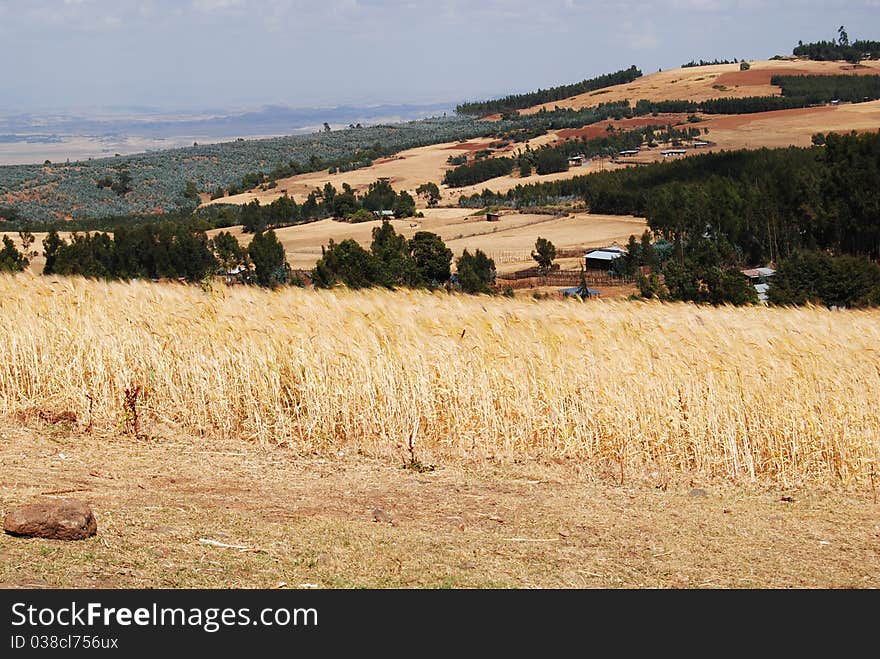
<box><xmin>2</xmin><ymin>427</ymin><xmax>878</xmax><ymax>588</ymax></box>
<box><xmin>1</xmin><ymin>274</ymin><xmax>878</xmax><ymax>490</ymax></box>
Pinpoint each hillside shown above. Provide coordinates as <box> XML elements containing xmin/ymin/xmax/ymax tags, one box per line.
<box><xmin>208</xmin><ymin>59</ymin><xmax>880</xmax><ymax>211</ymax></box>
<box><xmin>520</xmin><ymin>59</ymin><xmax>880</xmax><ymax>112</ymax></box>
<box><xmin>4</xmin><ymin>47</ymin><xmax>880</xmax><ymax>592</ymax></box>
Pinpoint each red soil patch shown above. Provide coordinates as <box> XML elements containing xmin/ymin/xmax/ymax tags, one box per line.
<box><xmin>443</xmin><ymin>141</ymin><xmax>494</xmax><ymax>152</ymax></box>
<box><xmin>715</xmin><ymin>65</ymin><xmax>880</xmax><ymax>88</ymax></box>
<box><xmin>557</xmin><ymin>114</ymin><xmax>690</xmax><ymax>141</ymax></box>
<box><xmin>701</xmin><ymin>105</ymin><xmax>836</xmax><ymax>130</ymax></box>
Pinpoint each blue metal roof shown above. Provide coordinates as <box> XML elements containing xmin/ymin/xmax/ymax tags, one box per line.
<box><xmin>560</xmin><ymin>287</ymin><xmax>600</xmax><ymax>296</ymax></box>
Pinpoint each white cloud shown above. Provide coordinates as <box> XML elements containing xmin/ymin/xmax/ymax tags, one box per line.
<box><xmin>192</xmin><ymin>0</ymin><xmax>245</xmax><ymax>11</ymax></box>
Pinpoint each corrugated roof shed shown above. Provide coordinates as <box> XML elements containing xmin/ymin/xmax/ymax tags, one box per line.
<box><xmin>584</xmin><ymin>249</ymin><xmax>623</xmax><ymax>261</ymax></box>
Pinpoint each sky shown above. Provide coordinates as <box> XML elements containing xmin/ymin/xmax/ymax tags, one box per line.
<box><xmin>1</xmin><ymin>0</ymin><xmax>879</xmax><ymax>112</ymax></box>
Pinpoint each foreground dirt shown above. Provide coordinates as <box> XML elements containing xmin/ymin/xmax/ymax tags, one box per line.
<box><xmin>1</xmin><ymin>425</ymin><xmax>878</xmax><ymax>589</ymax></box>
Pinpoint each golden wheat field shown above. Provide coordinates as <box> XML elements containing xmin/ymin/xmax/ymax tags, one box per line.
<box><xmin>1</xmin><ymin>274</ymin><xmax>878</xmax><ymax>489</ymax></box>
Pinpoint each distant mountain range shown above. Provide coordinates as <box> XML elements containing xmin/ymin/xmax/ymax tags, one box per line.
<box><xmin>0</xmin><ymin>103</ymin><xmax>456</xmax><ymax>140</ymax></box>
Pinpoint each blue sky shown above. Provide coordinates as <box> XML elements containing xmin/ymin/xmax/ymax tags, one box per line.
<box><xmin>1</xmin><ymin>0</ymin><xmax>879</xmax><ymax>111</ymax></box>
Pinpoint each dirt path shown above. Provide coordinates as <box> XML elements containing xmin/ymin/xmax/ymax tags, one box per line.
<box><xmin>1</xmin><ymin>425</ymin><xmax>877</xmax><ymax>589</ymax></box>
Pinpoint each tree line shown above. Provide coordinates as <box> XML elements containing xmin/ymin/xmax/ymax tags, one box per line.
<box><xmin>792</xmin><ymin>27</ymin><xmax>880</xmax><ymax>64</ymax></box>
<box><xmin>456</xmin><ymin>66</ymin><xmax>643</xmax><ymax>116</ymax></box>
<box><xmin>0</xmin><ymin>220</ymin><xmax>297</xmax><ymax>289</ymax></box>
<box><xmin>772</xmin><ymin>74</ymin><xmax>880</xmax><ymax>104</ymax></box>
<box><xmin>681</xmin><ymin>58</ymin><xmax>741</xmax><ymax>68</ymax></box>
<box><xmin>631</xmin><ymin>89</ymin><xmax>880</xmax><ymax>116</ymax></box>
<box><xmin>443</xmin><ymin>157</ymin><xmax>515</xmax><ymax>188</ymax></box>
<box><xmin>0</xmin><ymin>217</ymin><xmax>500</xmax><ymax>297</ymax></box>
<box><xmin>232</xmin><ymin>178</ymin><xmax>417</xmax><ymax>233</ymax></box>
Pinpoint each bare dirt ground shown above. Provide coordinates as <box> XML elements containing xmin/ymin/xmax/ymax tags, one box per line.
<box><xmin>555</xmin><ymin>114</ymin><xmax>691</xmax><ymax>140</ymax></box>
<box><xmin>2</xmin><ymin>424</ymin><xmax>877</xmax><ymax>589</ymax></box>
<box><xmin>207</xmin><ymin>210</ymin><xmax>646</xmax><ymax>274</ymax></box>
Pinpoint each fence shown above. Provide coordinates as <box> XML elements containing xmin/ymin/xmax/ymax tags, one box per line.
<box><xmin>497</xmin><ymin>268</ymin><xmax>633</xmax><ymax>286</ymax></box>
<box><xmin>485</xmin><ymin>247</ymin><xmax>622</xmax><ymax>265</ymax></box>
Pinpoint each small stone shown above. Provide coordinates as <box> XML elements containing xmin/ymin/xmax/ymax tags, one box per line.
<box><xmin>688</xmin><ymin>488</ymin><xmax>708</xmax><ymax>498</ymax></box>
<box><xmin>372</xmin><ymin>508</ymin><xmax>394</xmax><ymax>525</ymax></box>
<box><xmin>4</xmin><ymin>499</ymin><xmax>97</xmax><ymax>541</ymax></box>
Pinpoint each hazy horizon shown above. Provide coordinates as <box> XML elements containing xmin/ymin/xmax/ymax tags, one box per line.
<box><xmin>2</xmin><ymin>0</ymin><xmax>880</xmax><ymax>114</ymax></box>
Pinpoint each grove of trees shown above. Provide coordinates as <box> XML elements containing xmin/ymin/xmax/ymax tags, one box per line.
<box><xmin>681</xmin><ymin>58</ymin><xmax>739</xmax><ymax>68</ymax></box>
<box><xmin>443</xmin><ymin>157</ymin><xmax>515</xmax><ymax>187</ymax></box>
<box><xmin>0</xmin><ymin>236</ymin><xmax>29</xmax><ymax>272</ymax></box>
<box><xmin>772</xmin><ymin>74</ymin><xmax>880</xmax><ymax>104</ymax></box>
<box><xmin>456</xmin><ymin>66</ymin><xmax>643</xmax><ymax>116</ymax></box>
<box><xmin>37</xmin><ymin>219</ymin><xmax>295</xmax><ymax>289</ymax></box>
<box><xmin>311</xmin><ymin>220</ymin><xmax>494</xmax><ymax>294</ymax></box>
<box><xmin>457</xmin><ymin>131</ymin><xmax>880</xmax><ymax>306</ymax></box>
<box><xmin>792</xmin><ymin>28</ymin><xmax>880</xmax><ymax>63</ymax></box>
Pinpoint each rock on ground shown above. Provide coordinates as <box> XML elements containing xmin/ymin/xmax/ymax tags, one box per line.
<box><xmin>4</xmin><ymin>499</ymin><xmax>97</xmax><ymax>541</ymax></box>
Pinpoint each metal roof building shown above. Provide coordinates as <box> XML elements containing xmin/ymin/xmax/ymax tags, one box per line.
<box><xmin>584</xmin><ymin>249</ymin><xmax>625</xmax><ymax>270</ymax></box>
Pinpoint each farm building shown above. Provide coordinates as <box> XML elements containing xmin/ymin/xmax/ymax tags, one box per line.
<box><xmin>618</xmin><ymin>149</ymin><xmax>640</xmax><ymax>157</ymax></box>
<box><xmin>216</xmin><ymin>265</ymin><xmax>249</xmax><ymax>285</ymax></box>
<box><xmin>741</xmin><ymin>267</ymin><xmax>776</xmax><ymax>280</ymax></box>
<box><xmin>741</xmin><ymin>267</ymin><xmax>776</xmax><ymax>303</ymax></box>
<box><xmin>568</xmin><ymin>154</ymin><xmax>585</xmax><ymax>166</ymax></box>
<box><xmin>584</xmin><ymin>247</ymin><xmax>625</xmax><ymax>270</ymax></box>
<box><xmin>560</xmin><ymin>286</ymin><xmax>600</xmax><ymax>299</ymax></box>
<box><xmin>373</xmin><ymin>209</ymin><xmax>395</xmax><ymax>218</ymax></box>
<box><xmin>661</xmin><ymin>149</ymin><xmax>687</xmax><ymax>157</ymax></box>
<box><xmin>693</xmin><ymin>141</ymin><xmax>710</xmax><ymax>147</ymax></box>
<box><xmin>486</xmin><ymin>211</ymin><xmax>501</xmax><ymax>222</ymax></box>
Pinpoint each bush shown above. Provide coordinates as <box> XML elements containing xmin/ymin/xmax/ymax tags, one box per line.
<box><xmin>248</xmin><ymin>229</ymin><xmax>290</xmax><ymax>288</ymax></box>
<box><xmin>455</xmin><ymin>249</ymin><xmax>496</xmax><ymax>294</ymax></box>
<box><xmin>768</xmin><ymin>251</ymin><xmax>880</xmax><ymax>308</ymax></box>
<box><xmin>0</xmin><ymin>236</ymin><xmax>28</xmax><ymax>272</ymax></box>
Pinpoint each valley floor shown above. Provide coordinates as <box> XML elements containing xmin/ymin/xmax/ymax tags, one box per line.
<box><xmin>2</xmin><ymin>424</ymin><xmax>877</xmax><ymax>589</ymax></box>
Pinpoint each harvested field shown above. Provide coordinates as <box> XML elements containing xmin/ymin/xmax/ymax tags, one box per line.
<box><xmin>700</xmin><ymin>101</ymin><xmax>880</xmax><ymax>149</ymax></box>
<box><xmin>714</xmin><ymin>63</ymin><xmax>880</xmax><ymax>88</ymax></box>
<box><xmin>206</xmin><ymin>210</ymin><xmax>646</xmax><ymax>273</ymax></box>
<box><xmin>201</xmin><ymin>139</ymin><xmax>486</xmax><ymax>209</ymax></box>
